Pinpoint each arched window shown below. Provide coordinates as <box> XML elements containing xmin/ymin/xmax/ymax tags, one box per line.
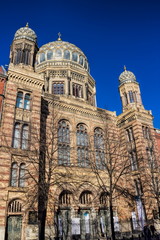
<box><xmin>16</xmin><ymin>92</ymin><xmax>31</xmax><ymax>110</ymax></box>
<box><xmin>58</xmin><ymin>120</ymin><xmax>70</xmax><ymax>166</ymax></box>
<box><xmin>64</xmin><ymin>50</ymin><xmax>70</xmax><ymax>60</ymax></box>
<box><xmin>55</xmin><ymin>49</ymin><xmax>62</xmax><ymax>57</ymax></box>
<box><xmin>47</xmin><ymin>50</ymin><xmax>53</xmax><ymax>60</ymax></box>
<box><xmin>10</xmin><ymin>163</ymin><xmax>26</xmax><ymax>187</ymax></box>
<box><xmin>123</xmin><ymin>93</ymin><xmax>128</xmax><ymax>106</ymax></box>
<box><xmin>100</xmin><ymin>192</ymin><xmax>108</xmax><ymax>205</ymax></box>
<box><xmin>142</xmin><ymin>126</ymin><xmax>150</xmax><ymax>139</ymax></box>
<box><xmin>19</xmin><ymin>163</ymin><xmax>26</xmax><ymax>187</ymax></box>
<box><xmin>13</xmin><ymin>123</ymin><xmax>29</xmax><ymax>150</ymax></box>
<box><xmin>59</xmin><ymin>190</ymin><xmax>72</xmax><ymax>205</ymax></box>
<box><xmin>40</xmin><ymin>52</ymin><xmax>45</xmax><ymax>62</ymax></box>
<box><xmin>16</xmin><ymin>92</ymin><xmax>23</xmax><ymax>108</ymax></box>
<box><xmin>23</xmin><ymin>49</ymin><xmax>30</xmax><ymax>65</ymax></box>
<box><xmin>80</xmin><ymin>191</ymin><xmax>92</xmax><ymax>204</ymax></box>
<box><xmin>84</xmin><ymin>60</ymin><xmax>88</xmax><ymax>69</ymax></box>
<box><xmin>128</xmin><ymin>91</ymin><xmax>134</xmax><ymax>103</ymax></box>
<box><xmin>8</xmin><ymin>200</ymin><xmax>22</xmax><ymax>213</ymax></box>
<box><xmin>126</xmin><ymin>127</ymin><xmax>134</xmax><ymax>142</ymax></box>
<box><xmin>11</xmin><ymin>163</ymin><xmax>18</xmax><ymax>187</ymax></box>
<box><xmin>21</xmin><ymin>124</ymin><xmax>29</xmax><ymax>150</ymax></box>
<box><xmin>129</xmin><ymin>151</ymin><xmax>138</xmax><ymax>171</ymax></box>
<box><xmin>79</xmin><ymin>55</ymin><xmax>84</xmax><ymax>65</ymax></box>
<box><xmin>77</xmin><ymin>124</ymin><xmax>89</xmax><ymax>167</ymax></box>
<box><xmin>72</xmin><ymin>52</ymin><xmax>78</xmax><ymax>62</ymax></box>
<box><xmin>13</xmin><ymin>123</ymin><xmax>21</xmax><ymax>148</ymax></box>
<box><xmin>24</xmin><ymin>93</ymin><xmax>31</xmax><ymax>110</ymax></box>
<box><xmin>72</xmin><ymin>83</ymin><xmax>83</xmax><ymax>98</ymax></box>
<box><xmin>15</xmin><ymin>49</ymin><xmax>23</xmax><ymax>64</ymax></box>
<box><xmin>94</xmin><ymin>128</ymin><xmax>105</xmax><ymax>169</ymax></box>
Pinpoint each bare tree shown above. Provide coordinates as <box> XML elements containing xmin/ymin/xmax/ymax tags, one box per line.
<box><xmin>88</xmin><ymin>120</ymin><xmax>133</xmax><ymax>240</ymax></box>
<box><xmin>137</xmin><ymin>138</ymin><xmax>160</xmax><ymax>221</ymax></box>
<box><xmin>1</xmin><ymin>95</ymin><xmax>85</xmax><ymax>240</ymax></box>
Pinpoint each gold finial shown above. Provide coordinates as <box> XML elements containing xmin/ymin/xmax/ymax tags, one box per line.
<box><xmin>124</xmin><ymin>65</ymin><xmax>126</xmax><ymax>71</ymax></box>
<box><xmin>26</xmin><ymin>22</ymin><xmax>29</xmax><ymax>27</ymax></box>
<box><xmin>57</xmin><ymin>32</ymin><xmax>62</xmax><ymax>41</ymax></box>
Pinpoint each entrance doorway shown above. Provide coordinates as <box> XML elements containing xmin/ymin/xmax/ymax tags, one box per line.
<box><xmin>7</xmin><ymin>215</ymin><xmax>22</xmax><ymax>240</ymax></box>
<box><xmin>6</xmin><ymin>199</ymin><xmax>23</xmax><ymax>240</ymax></box>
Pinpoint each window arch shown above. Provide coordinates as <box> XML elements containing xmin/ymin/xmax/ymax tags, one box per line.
<box><xmin>58</xmin><ymin>120</ymin><xmax>70</xmax><ymax>166</ymax></box>
<box><xmin>77</xmin><ymin>124</ymin><xmax>89</xmax><ymax>167</ymax></box>
<box><xmin>100</xmin><ymin>192</ymin><xmax>109</xmax><ymax>205</ymax></box>
<box><xmin>55</xmin><ymin>49</ymin><xmax>62</xmax><ymax>57</ymax></box>
<box><xmin>23</xmin><ymin>49</ymin><xmax>30</xmax><ymax>65</ymax></box>
<box><xmin>11</xmin><ymin>163</ymin><xmax>18</xmax><ymax>187</ymax></box>
<box><xmin>123</xmin><ymin>92</ymin><xmax>128</xmax><ymax>106</ymax></box>
<box><xmin>84</xmin><ymin>60</ymin><xmax>88</xmax><ymax>69</ymax></box>
<box><xmin>94</xmin><ymin>128</ymin><xmax>105</xmax><ymax>169</ymax></box>
<box><xmin>72</xmin><ymin>52</ymin><xmax>78</xmax><ymax>62</ymax></box>
<box><xmin>80</xmin><ymin>191</ymin><xmax>92</xmax><ymax>204</ymax></box>
<box><xmin>142</xmin><ymin>126</ymin><xmax>150</xmax><ymax>139</ymax></box>
<box><xmin>10</xmin><ymin>163</ymin><xmax>26</xmax><ymax>187</ymax></box>
<box><xmin>64</xmin><ymin>50</ymin><xmax>70</xmax><ymax>60</ymax></box>
<box><xmin>13</xmin><ymin>123</ymin><xmax>21</xmax><ymax>148</ymax></box>
<box><xmin>8</xmin><ymin>199</ymin><xmax>22</xmax><ymax>213</ymax></box>
<box><xmin>19</xmin><ymin>163</ymin><xmax>26</xmax><ymax>187</ymax></box>
<box><xmin>16</xmin><ymin>91</ymin><xmax>31</xmax><ymax>110</ymax></box>
<box><xmin>15</xmin><ymin>49</ymin><xmax>23</xmax><ymax>64</ymax></box>
<box><xmin>22</xmin><ymin>124</ymin><xmax>29</xmax><ymax>150</ymax></box>
<box><xmin>16</xmin><ymin>92</ymin><xmax>23</xmax><ymax>108</ymax></box>
<box><xmin>47</xmin><ymin>50</ymin><xmax>53</xmax><ymax>60</ymax></box>
<box><xmin>13</xmin><ymin>123</ymin><xmax>29</xmax><ymax>150</ymax></box>
<box><xmin>129</xmin><ymin>151</ymin><xmax>138</xmax><ymax>171</ymax></box>
<box><xmin>59</xmin><ymin>190</ymin><xmax>72</xmax><ymax>205</ymax></box>
<box><xmin>24</xmin><ymin>93</ymin><xmax>31</xmax><ymax>110</ymax></box>
<box><xmin>40</xmin><ymin>52</ymin><xmax>45</xmax><ymax>62</ymax></box>
<box><xmin>72</xmin><ymin>83</ymin><xmax>83</xmax><ymax>98</ymax></box>
<box><xmin>128</xmin><ymin>91</ymin><xmax>134</xmax><ymax>103</ymax></box>
<box><xmin>126</xmin><ymin>127</ymin><xmax>134</xmax><ymax>142</ymax></box>
<box><xmin>79</xmin><ymin>55</ymin><xmax>84</xmax><ymax>66</ymax></box>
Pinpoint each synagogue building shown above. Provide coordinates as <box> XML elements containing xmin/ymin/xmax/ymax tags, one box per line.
<box><xmin>0</xmin><ymin>24</ymin><xmax>159</xmax><ymax>240</ymax></box>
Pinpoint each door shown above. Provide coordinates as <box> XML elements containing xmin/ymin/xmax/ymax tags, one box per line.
<box><xmin>7</xmin><ymin>215</ymin><xmax>22</xmax><ymax>240</ymax></box>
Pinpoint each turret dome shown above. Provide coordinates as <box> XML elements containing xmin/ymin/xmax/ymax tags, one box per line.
<box><xmin>119</xmin><ymin>66</ymin><xmax>136</xmax><ymax>84</ymax></box>
<box><xmin>14</xmin><ymin>23</ymin><xmax>37</xmax><ymax>43</ymax></box>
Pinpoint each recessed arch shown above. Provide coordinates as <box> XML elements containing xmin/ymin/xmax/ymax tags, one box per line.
<box><xmin>79</xmin><ymin>190</ymin><xmax>92</xmax><ymax>204</ymax></box>
<box><xmin>8</xmin><ymin>199</ymin><xmax>23</xmax><ymax>213</ymax></box>
<box><xmin>59</xmin><ymin>190</ymin><xmax>73</xmax><ymax>205</ymax></box>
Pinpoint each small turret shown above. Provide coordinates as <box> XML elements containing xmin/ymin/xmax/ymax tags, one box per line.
<box><xmin>119</xmin><ymin>66</ymin><xmax>143</xmax><ymax>112</ymax></box>
<box><xmin>10</xmin><ymin>23</ymin><xmax>38</xmax><ymax>68</ymax></box>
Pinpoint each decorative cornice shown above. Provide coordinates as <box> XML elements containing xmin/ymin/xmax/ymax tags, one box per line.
<box><xmin>43</xmin><ymin>95</ymin><xmax>115</xmax><ymax>121</ymax></box>
<box><xmin>8</xmin><ymin>69</ymin><xmax>44</xmax><ymax>90</ymax></box>
<box><xmin>117</xmin><ymin>108</ymin><xmax>153</xmax><ymax>127</ymax></box>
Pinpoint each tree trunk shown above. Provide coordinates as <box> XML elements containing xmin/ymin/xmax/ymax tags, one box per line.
<box><xmin>110</xmin><ymin>204</ymin><xmax>115</xmax><ymax>240</ymax></box>
<box><xmin>38</xmin><ymin>208</ymin><xmax>47</xmax><ymax>240</ymax></box>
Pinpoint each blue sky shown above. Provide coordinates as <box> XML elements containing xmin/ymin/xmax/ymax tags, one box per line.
<box><xmin>1</xmin><ymin>0</ymin><xmax>160</xmax><ymax>127</ymax></box>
